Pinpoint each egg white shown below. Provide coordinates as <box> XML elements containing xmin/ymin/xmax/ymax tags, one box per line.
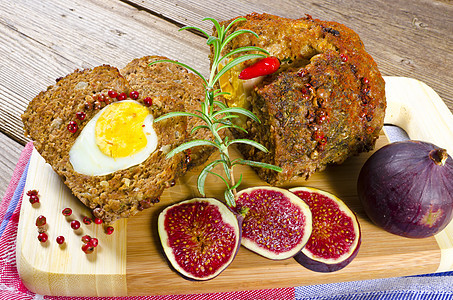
<box><xmin>69</xmin><ymin>100</ymin><xmax>158</xmax><ymax>176</ymax></box>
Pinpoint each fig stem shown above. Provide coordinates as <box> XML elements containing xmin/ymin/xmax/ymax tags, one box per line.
<box><xmin>429</xmin><ymin>148</ymin><xmax>448</xmax><ymax>166</ymax></box>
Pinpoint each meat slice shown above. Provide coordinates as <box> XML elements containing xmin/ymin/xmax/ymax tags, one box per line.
<box><xmin>215</xmin><ymin>13</ymin><xmax>386</xmax><ymax>185</ymax></box>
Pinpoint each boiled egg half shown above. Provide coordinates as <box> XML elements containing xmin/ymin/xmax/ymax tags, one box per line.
<box><xmin>69</xmin><ymin>100</ymin><xmax>158</xmax><ymax>176</ymax></box>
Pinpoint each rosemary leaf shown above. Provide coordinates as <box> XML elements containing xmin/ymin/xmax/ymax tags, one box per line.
<box><xmin>190</xmin><ymin>125</ymin><xmax>210</xmax><ymax>134</ymax></box>
<box><xmin>222</xmin><ymin>29</ymin><xmax>260</xmax><ymax>49</ymax></box>
<box><xmin>224</xmin><ymin>17</ymin><xmax>246</xmax><ymax>34</ymax></box>
<box><xmin>227</xmin><ymin>139</ymin><xmax>269</xmax><ymax>153</ymax></box>
<box><xmin>149</xmin><ymin>59</ymin><xmax>208</xmax><ymax>86</ymax></box>
<box><xmin>235</xmin><ymin>159</ymin><xmax>283</xmax><ymax>172</ymax></box>
<box><xmin>197</xmin><ymin>159</ymin><xmax>227</xmax><ymax>196</ymax></box>
<box><xmin>151</xmin><ymin>16</ymin><xmax>282</xmax><ymax>206</ymax></box>
<box><xmin>179</xmin><ymin>26</ymin><xmax>210</xmax><ymax>38</ymax></box>
<box><xmin>154</xmin><ymin>111</ymin><xmax>204</xmax><ymax>123</ymax></box>
<box><xmin>212</xmin><ymin>107</ymin><xmax>260</xmax><ymax>123</ymax></box>
<box><xmin>166</xmin><ymin>139</ymin><xmax>219</xmax><ymax>158</ymax></box>
<box><xmin>224</xmin><ymin>189</ymin><xmax>236</xmax><ymax>207</ymax></box>
<box><xmin>213</xmin><ymin>53</ymin><xmax>266</xmax><ymax>84</ymax></box>
<box><xmin>220</xmin><ymin>46</ymin><xmax>269</xmax><ymax>63</ymax></box>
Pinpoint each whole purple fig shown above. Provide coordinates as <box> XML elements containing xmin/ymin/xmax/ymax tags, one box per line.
<box><xmin>358</xmin><ymin>140</ymin><xmax>453</xmax><ymax>238</ymax></box>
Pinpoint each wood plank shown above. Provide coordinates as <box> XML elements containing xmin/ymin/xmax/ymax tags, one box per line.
<box><xmin>17</xmin><ymin>77</ymin><xmax>450</xmax><ymax>296</ymax></box>
<box><xmin>0</xmin><ymin>0</ymin><xmax>208</xmax><ymax>145</ymax></box>
<box><xmin>127</xmin><ymin>0</ymin><xmax>453</xmax><ymax>113</ymax></box>
<box><xmin>0</xmin><ymin>132</ymin><xmax>23</xmax><ymax>200</ymax></box>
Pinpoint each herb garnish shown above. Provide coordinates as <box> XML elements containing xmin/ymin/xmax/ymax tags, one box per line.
<box><xmin>151</xmin><ymin>17</ymin><xmax>281</xmax><ymax>207</ymax></box>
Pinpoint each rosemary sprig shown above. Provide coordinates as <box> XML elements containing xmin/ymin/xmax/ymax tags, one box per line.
<box><xmin>151</xmin><ymin>17</ymin><xmax>282</xmax><ymax>207</ymax></box>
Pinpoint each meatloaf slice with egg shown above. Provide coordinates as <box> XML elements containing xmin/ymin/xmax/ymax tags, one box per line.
<box><xmin>121</xmin><ymin>55</ymin><xmax>224</xmax><ymax>170</ymax></box>
<box><xmin>22</xmin><ymin>65</ymin><xmax>188</xmax><ymax>223</ymax></box>
<box><xmin>215</xmin><ymin>13</ymin><xmax>386</xmax><ymax>185</ymax></box>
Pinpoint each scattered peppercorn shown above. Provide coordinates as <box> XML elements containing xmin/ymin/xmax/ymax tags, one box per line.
<box><xmin>143</xmin><ymin>97</ymin><xmax>153</xmax><ymax>107</ymax></box>
<box><xmin>56</xmin><ymin>236</ymin><xmax>65</xmax><ymax>245</ymax></box>
<box><xmin>323</xmin><ymin>27</ymin><xmax>340</xmax><ymax>36</ymax></box>
<box><xmin>138</xmin><ymin>199</ymin><xmax>151</xmax><ymax>211</ymax></box>
<box><xmin>70</xmin><ymin>220</ymin><xmax>81</xmax><ymax>230</ymax></box>
<box><xmin>38</xmin><ymin>232</ymin><xmax>48</xmax><ymax>243</ymax></box>
<box><xmin>67</xmin><ymin>121</ymin><xmax>78</xmax><ymax>133</ymax></box>
<box><xmin>27</xmin><ymin>190</ymin><xmax>40</xmax><ymax>204</ymax></box>
<box><xmin>83</xmin><ymin>216</ymin><xmax>92</xmax><ymax>225</ymax></box>
<box><xmin>62</xmin><ymin>207</ymin><xmax>72</xmax><ymax>216</ymax></box>
<box><xmin>93</xmin><ymin>100</ymin><xmax>102</xmax><ymax>110</ymax></box>
<box><xmin>296</xmin><ymin>69</ymin><xmax>308</xmax><ymax>77</ymax></box>
<box><xmin>82</xmin><ymin>243</ymin><xmax>95</xmax><ymax>254</ymax></box>
<box><xmin>85</xmin><ymin>101</ymin><xmax>94</xmax><ymax>110</ymax></box>
<box><xmin>117</xmin><ymin>92</ymin><xmax>127</xmax><ymax>101</ymax></box>
<box><xmin>108</xmin><ymin>90</ymin><xmax>118</xmax><ymax>98</ymax></box>
<box><xmin>29</xmin><ymin>194</ymin><xmax>39</xmax><ymax>205</ymax></box>
<box><xmin>81</xmin><ymin>235</ymin><xmax>92</xmax><ymax>244</ymax></box>
<box><xmin>105</xmin><ymin>226</ymin><xmax>114</xmax><ymax>235</ymax></box>
<box><xmin>26</xmin><ymin>190</ymin><xmax>38</xmax><ymax>197</ymax></box>
<box><xmin>36</xmin><ymin>215</ymin><xmax>47</xmax><ymax>227</ymax></box>
<box><xmin>76</xmin><ymin>111</ymin><xmax>86</xmax><ymax>120</ymax></box>
<box><xmin>98</xmin><ymin>94</ymin><xmax>107</xmax><ymax>102</ymax></box>
<box><xmin>340</xmin><ymin>53</ymin><xmax>348</xmax><ymax>62</ymax></box>
<box><xmin>129</xmin><ymin>91</ymin><xmax>139</xmax><ymax>100</ymax></box>
<box><xmin>89</xmin><ymin>238</ymin><xmax>99</xmax><ymax>247</ymax></box>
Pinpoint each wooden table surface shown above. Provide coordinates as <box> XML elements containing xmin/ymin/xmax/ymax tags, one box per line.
<box><xmin>0</xmin><ymin>0</ymin><xmax>452</xmax><ymax>201</ymax></box>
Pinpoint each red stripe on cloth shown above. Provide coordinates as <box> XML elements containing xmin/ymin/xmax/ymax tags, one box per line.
<box><xmin>0</xmin><ymin>142</ymin><xmax>35</xmax><ymax>300</ymax></box>
<box><xmin>0</xmin><ymin>142</ymin><xmax>33</xmax><ymax>222</ymax></box>
<box><xmin>47</xmin><ymin>287</ymin><xmax>294</xmax><ymax>300</ymax></box>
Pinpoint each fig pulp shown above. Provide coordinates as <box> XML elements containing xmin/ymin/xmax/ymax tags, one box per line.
<box><xmin>358</xmin><ymin>140</ymin><xmax>453</xmax><ymax>238</ymax></box>
<box><xmin>290</xmin><ymin>187</ymin><xmax>361</xmax><ymax>272</ymax></box>
<box><xmin>158</xmin><ymin>198</ymin><xmax>242</xmax><ymax>280</ymax></box>
<box><xmin>232</xmin><ymin>186</ymin><xmax>312</xmax><ymax>260</ymax></box>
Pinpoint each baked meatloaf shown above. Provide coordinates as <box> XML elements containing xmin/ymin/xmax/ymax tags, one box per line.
<box><xmin>214</xmin><ymin>13</ymin><xmax>386</xmax><ymax>185</ymax></box>
<box><xmin>121</xmin><ymin>56</ymin><xmax>218</xmax><ymax>170</ymax></box>
<box><xmin>22</xmin><ymin>65</ymin><xmax>188</xmax><ymax>222</ymax></box>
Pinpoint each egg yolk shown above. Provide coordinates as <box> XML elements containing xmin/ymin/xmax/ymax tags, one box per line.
<box><xmin>95</xmin><ymin>101</ymin><xmax>149</xmax><ymax>158</ymax></box>
<box><xmin>218</xmin><ymin>61</ymin><xmax>248</xmax><ymax>109</ymax></box>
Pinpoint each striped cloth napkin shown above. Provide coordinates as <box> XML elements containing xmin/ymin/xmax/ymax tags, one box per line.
<box><xmin>1</xmin><ymin>142</ymin><xmax>453</xmax><ymax>300</ymax></box>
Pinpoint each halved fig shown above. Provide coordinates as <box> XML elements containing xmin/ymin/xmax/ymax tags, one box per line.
<box><xmin>290</xmin><ymin>187</ymin><xmax>361</xmax><ymax>272</ymax></box>
<box><xmin>232</xmin><ymin>186</ymin><xmax>312</xmax><ymax>260</ymax></box>
<box><xmin>158</xmin><ymin>198</ymin><xmax>242</xmax><ymax>280</ymax></box>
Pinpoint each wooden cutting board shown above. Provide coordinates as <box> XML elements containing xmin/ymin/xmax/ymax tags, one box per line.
<box><xmin>16</xmin><ymin>77</ymin><xmax>453</xmax><ymax>297</ymax></box>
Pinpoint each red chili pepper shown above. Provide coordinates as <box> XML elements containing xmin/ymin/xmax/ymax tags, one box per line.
<box><xmin>238</xmin><ymin>56</ymin><xmax>280</xmax><ymax>80</ymax></box>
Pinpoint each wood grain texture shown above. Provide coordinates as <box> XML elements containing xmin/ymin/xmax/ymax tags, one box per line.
<box><xmin>126</xmin><ymin>0</ymin><xmax>453</xmax><ymax>113</ymax></box>
<box><xmin>0</xmin><ymin>132</ymin><xmax>23</xmax><ymax>200</ymax></box>
<box><xmin>1</xmin><ymin>0</ymin><xmax>452</xmax><ymax>148</ymax></box>
<box><xmin>17</xmin><ymin>149</ymin><xmax>128</xmax><ymax>297</ymax></box>
<box><xmin>17</xmin><ymin>77</ymin><xmax>452</xmax><ymax>296</ymax></box>
<box><xmin>0</xmin><ymin>0</ymin><xmax>208</xmax><ymax>145</ymax></box>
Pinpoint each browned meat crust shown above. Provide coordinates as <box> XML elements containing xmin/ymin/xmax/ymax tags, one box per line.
<box><xmin>22</xmin><ymin>64</ymin><xmax>188</xmax><ymax>223</ymax></box>
<box><xmin>216</xmin><ymin>13</ymin><xmax>386</xmax><ymax>185</ymax></box>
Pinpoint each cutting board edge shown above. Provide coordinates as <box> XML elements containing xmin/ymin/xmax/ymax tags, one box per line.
<box><xmin>16</xmin><ymin>149</ymin><xmax>128</xmax><ymax>297</ymax></box>
<box><xmin>383</xmin><ymin>76</ymin><xmax>453</xmax><ymax>272</ymax></box>
<box><xmin>16</xmin><ymin>76</ymin><xmax>453</xmax><ymax>296</ymax></box>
